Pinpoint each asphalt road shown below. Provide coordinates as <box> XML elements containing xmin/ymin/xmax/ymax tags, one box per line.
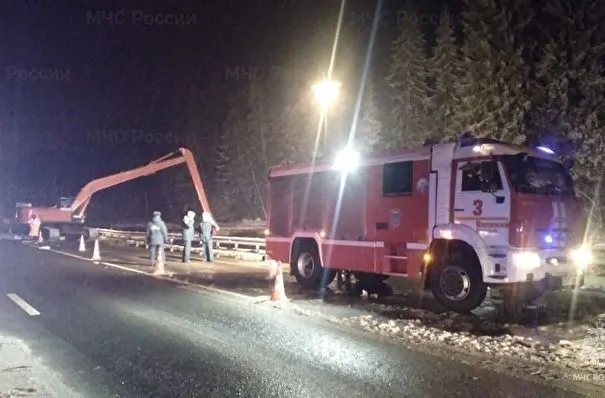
<box><xmin>0</xmin><ymin>241</ymin><xmax>597</xmax><ymax>397</ymax></box>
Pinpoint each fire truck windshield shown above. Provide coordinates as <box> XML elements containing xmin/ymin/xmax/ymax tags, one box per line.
<box><xmin>500</xmin><ymin>154</ymin><xmax>574</xmax><ymax>196</ymax></box>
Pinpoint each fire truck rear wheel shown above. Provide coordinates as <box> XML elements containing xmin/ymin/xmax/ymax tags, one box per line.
<box><xmin>292</xmin><ymin>241</ymin><xmax>336</xmax><ymax>289</ymax></box>
<box><xmin>431</xmin><ymin>252</ymin><xmax>487</xmax><ymax>313</ymax></box>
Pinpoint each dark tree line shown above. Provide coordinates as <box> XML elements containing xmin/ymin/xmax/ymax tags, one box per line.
<box><xmin>176</xmin><ymin>0</ymin><xmax>605</xmax><ymax>225</ymax></box>
<box><xmin>3</xmin><ymin>0</ymin><xmax>605</xmax><ymax>230</ymax></box>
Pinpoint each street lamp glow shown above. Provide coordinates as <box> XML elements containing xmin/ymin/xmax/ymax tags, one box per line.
<box><xmin>311</xmin><ymin>79</ymin><xmax>341</xmax><ymax>108</ymax></box>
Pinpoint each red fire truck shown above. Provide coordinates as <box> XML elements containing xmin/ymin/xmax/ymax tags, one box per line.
<box><xmin>264</xmin><ymin>136</ymin><xmax>592</xmax><ymax>312</ymax></box>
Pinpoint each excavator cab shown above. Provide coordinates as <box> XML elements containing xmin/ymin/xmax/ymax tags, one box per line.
<box><xmin>15</xmin><ymin>202</ymin><xmax>33</xmax><ymax>224</ymax></box>
<box><xmin>59</xmin><ymin>197</ymin><xmax>74</xmax><ymax>208</ymax></box>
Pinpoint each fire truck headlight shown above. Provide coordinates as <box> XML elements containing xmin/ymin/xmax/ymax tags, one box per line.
<box><xmin>512</xmin><ymin>251</ymin><xmax>541</xmax><ymax>269</ymax></box>
<box><xmin>334</xmin><ymin>147</ymin><xmax>360</xmax><ymax>172</ymax></box>
<box><xmin>570</xmin><ymin>246</ymin><xmax>593</xmax><ymax>270</ymax></box>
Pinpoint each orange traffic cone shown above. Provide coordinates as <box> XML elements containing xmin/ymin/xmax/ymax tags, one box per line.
<box><xmin>267</xmin><ymin>260</ymin><xmax>278</xmax><ymax>280</ymax></box>
<box><xmin>270</xmin><ymin>261</ymin><xmax>287</xmax><ymax>302</ymax></box>
<box><xmin>78</xmin><ymin>235</ymin><xmax>86</xmax><ymax>252</ymax></box>
<box><xmin>91</xmin><ymin>239</ymin><xmax>101</xmax><ymax>261</ymax></box>
<box><xmin>153</xmin><ymin>247</ymin><xmax>165</xmax><ymax>275</ymax></box>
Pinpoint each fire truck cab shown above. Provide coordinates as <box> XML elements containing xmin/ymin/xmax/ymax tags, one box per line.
<box><xmin>265</xmin><ymin>135</ymin><xmax>591</xmax><ymax>313</ymax></box>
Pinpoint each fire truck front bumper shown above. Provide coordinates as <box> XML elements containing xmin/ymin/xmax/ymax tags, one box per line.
<box><xmin>484</xmin><ymin>246</ymin><xmax>591</xmax><ymax>287</ymax></box>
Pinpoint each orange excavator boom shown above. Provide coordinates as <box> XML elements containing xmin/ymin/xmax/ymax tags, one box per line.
<box><xmin>69</xmin><ymin>147</ymin><xmax>214</xmax><ymax>224</ymax></box>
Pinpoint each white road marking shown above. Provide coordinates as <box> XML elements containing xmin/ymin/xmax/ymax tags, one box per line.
<box><xmin>99</xmin><ymin>261</ymin><xmax>149</xmax><ymax>275</ymax></box>
<box><xmin>7</xmin><ymin>293</ymin><xmax>40</xmax><ymax>316</ymax></box>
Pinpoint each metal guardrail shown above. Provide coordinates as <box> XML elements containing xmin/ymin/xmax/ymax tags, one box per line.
<box><xmin>96</xmin><ymin>228</ymin><xmax>266</xmax><ymax>254</ymax></box>
<box><xmin>47</xmin><ymin>227</ymin><xmax>605</xmax><ymax>270</ymax></box>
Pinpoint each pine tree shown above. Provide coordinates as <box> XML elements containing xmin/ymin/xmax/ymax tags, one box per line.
<box><xmin>212</xmin><ymin>78</ymin><xmax>321</xmax><ymax>222</ymax></box>
<box><xmin>242</xmin><ymin>81</ymin><xmax>274</xmax><ymax>219</ymax></box>
<box><xmin>430</xmin><ymin>6</ymin><xmax>464</xmax><ymax>139</ymax></box>
<box><xmin>356</xmin><ymin>76</ymin><xmax>383</xmax><ymax>150</ymax></box>
<box><xmin>215</xmin><ymin>99</ymin><xmax>247</xmax><ymax>221</ymax></box>
<box><xmin>272</xmin><ymin>68</ymin><xmax>318</xmax><ymax>164</ymax></box>
<box><xmin>385</xmin><ymin>5</ymin><xmax>432</xmax><ymax>148</ymax></box>
<box><xmin>530</xmin><ymin>0</ymin><xmax>605</xmax><ymax>187</ymax></box>
<box><xmin>455</xmin><ymin>0</ymin><xmax>533</xmax><ymax>142</ymax></box>
<box><xmin>276</xmin><ymin>101</ymin><xmax>316</xmax><ymax>163</ymax></box>
<box><xmin>216</xmin><ymin>83</ymin><xmax>276</xmax><ymax>221</ymax></box>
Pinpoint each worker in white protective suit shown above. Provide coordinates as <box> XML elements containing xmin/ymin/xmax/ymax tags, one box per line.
<box><xmin>200</xmin><ymin>212</ymin><xmax>220</xmax><ymax>262</ymax></box>
<box><xmin>28</xmin><ymin>214</ymin><xmax>41</xmax><ymax>239</ymax></box>
<box><xmin>181</xmin><ymin>210</ymin><xmax>196</xmax><ymax>263</ymax></box>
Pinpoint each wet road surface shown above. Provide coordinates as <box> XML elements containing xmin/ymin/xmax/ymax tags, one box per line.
<box><xmin>0</xmin><ymin>241</ymin><xmax>596</xmax><ymax>397</ymax></box>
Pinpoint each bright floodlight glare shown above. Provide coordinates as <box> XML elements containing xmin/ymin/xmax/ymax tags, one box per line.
<box><xmin>536</xmin><ymin>145</ymin><xmax>555</xmax><ymax>155</ymax></box>
<box><xmin>334</xmin><ymin>147</ymin><xmax>360</xmax><ymax>172</ymax></box>
<box><xmin>570</xmin><ymin>246</ymin><xmax>593</xmax><ymax>270</ymax></box>
<box><xmin>311</xmin><ymin>79</ymin><xmax>341</xmax><ymax>108</ymax></box>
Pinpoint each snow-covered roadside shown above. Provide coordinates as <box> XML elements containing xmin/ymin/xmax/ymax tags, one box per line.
<box><xmin>0</xmin><ymin>335</ymin><xmax>54</xmax><ymax>397</ymax></box>
<box><xmin>347</xmin><ymin>314</ymin><xmax>605</xmax><ymax>381</ymax></box>
<box><xmin>284</xmin><ymin>300</ymin><xmax>605</xmax><ymax>386</ymax></box>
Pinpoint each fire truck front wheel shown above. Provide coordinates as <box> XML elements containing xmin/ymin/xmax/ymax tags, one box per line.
<box><xmin>291</xmin><ymin>240</ymin><xmax>336</xmax><ymax>289</ymax></box>
<box><xmin>430</xmin><ymin>248</ymin><xmax>487</xmax><ymax>313</ymax></box>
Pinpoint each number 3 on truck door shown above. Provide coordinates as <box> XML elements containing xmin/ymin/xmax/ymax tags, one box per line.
<box><xmin>472</xmin><ymin>199</ymin><xmax>483</xmax><ymax>216</ymax></box>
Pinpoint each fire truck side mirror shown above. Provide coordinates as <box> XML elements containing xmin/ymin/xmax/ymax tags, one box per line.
<box><xmin>480</xmin><ymin>180</ymin><xmax>495</xmax><ymax>193</ymax></box>
<box><xmin>478</xmin><ymin>162</ymin><xmax>505</xmax><ymax>205</ymax></box>
<box><xmin>480</xmin><ymin>179</ymin><xmax>506</xmax><ymax>203</ymax></box>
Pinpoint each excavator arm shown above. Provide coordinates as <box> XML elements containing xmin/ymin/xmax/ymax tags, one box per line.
<box><xmin>69</xmin><ymin>148</ymin><xmax>214</xmax><ymax>225</ymax></box>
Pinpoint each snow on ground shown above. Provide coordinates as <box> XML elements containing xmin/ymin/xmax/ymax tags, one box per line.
<box><xmin>281</xmin><ymin>299</ymin><xmax>605</xmax><ymax>384</ymax></box>
<box><xmin>0</xmin><ymin>335</ymin><xmax>54</xmax><ymax>397</ymax></box>
<box><xmin>344</xmin><ymin>313</ymin><xmax>604</xmax><ymax>381</ymax></box>
<box><xmin>258</xmin><ymin>280</ymin><xmax>605</xmax><ymax>384</ymax></box>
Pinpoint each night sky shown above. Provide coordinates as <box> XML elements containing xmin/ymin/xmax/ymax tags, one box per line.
<box><xmin>0</xmin><ymin>0</ymin><xmax>442</xmax><ymax>218</ymax></box>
